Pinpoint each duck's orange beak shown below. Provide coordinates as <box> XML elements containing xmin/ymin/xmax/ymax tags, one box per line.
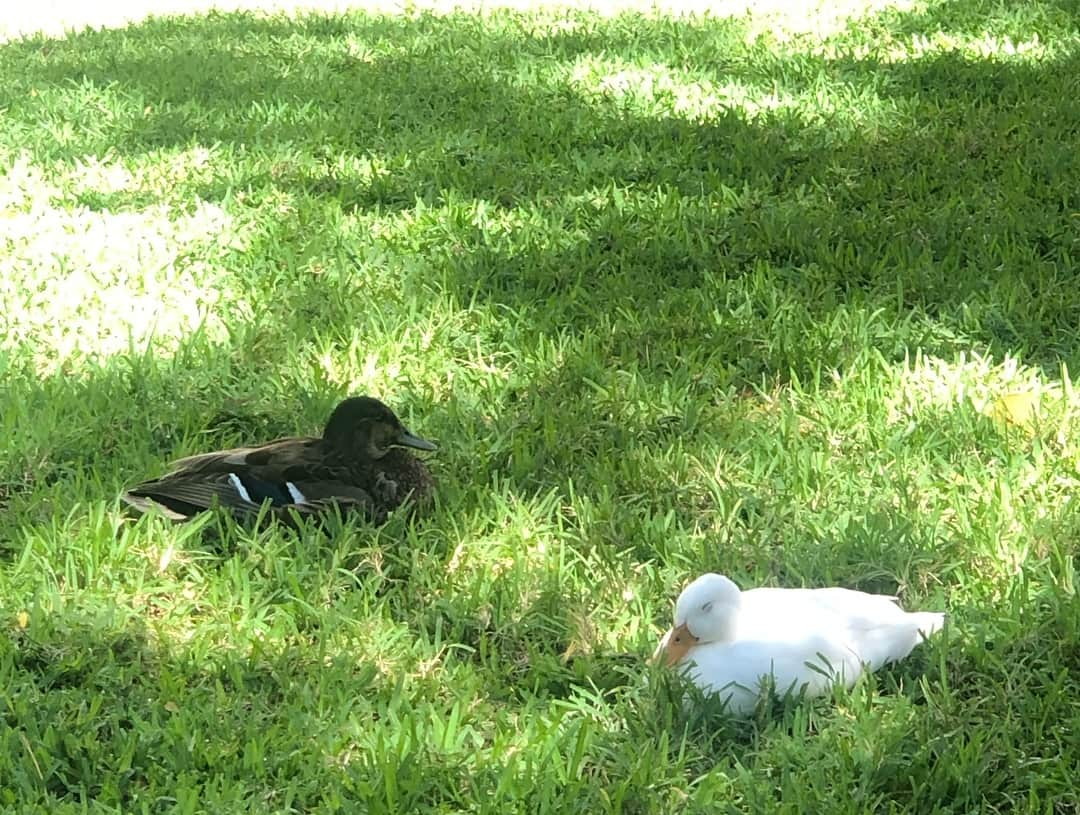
<box><xmin>656</xmin><ymin>622</ymin><xmax>698</xmax><ymax>667</ymax></box>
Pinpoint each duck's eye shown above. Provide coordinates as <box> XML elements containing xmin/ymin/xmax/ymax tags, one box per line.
<box><xmin>673</xmin><ymin>635</ymin><xmax>682</xmax><ymax>644</ymax></box>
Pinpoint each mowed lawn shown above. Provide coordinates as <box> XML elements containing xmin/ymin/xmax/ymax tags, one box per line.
<box><xmin>1</xmin><ymin>0</ymin><xmax>1079</xmax><ymax>811</ymax></box>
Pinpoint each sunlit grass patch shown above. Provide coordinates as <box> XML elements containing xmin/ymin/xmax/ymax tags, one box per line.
<box><xmin>0</xmin><ymin>153</ymin><xmax>243</xmax><ymax>372</ymax></box>
<box><xmin>887</xmin><ymin>350</ymin><xmax>1080</xmax><ymax>442</ymax></box>
<box><xmin>566</xmin><ymin>55</ymin><xmax>911</xmax><ymax>136</ymax></box>
<box><xmin>0</xmin><ymin>0</ymin><xmax>924</xmax><ymax>44</ymax></box>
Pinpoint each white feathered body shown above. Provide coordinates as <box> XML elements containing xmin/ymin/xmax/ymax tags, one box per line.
<box><xmin>669</xmin><ymin>582</ymin><xmax>944</xmax><ymax>716</ymax></box>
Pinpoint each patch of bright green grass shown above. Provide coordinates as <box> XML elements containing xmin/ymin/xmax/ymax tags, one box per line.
<box><xmin>2</xmin><ymin>0</ymin><xmax>1079</xmax><ymax>811</ymax></box>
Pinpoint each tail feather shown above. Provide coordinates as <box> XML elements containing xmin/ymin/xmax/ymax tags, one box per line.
<box><xmin>120</xmin><ymin>491</ymin><xmax>193</xmax><ymax>520</ymax></box>
<box><xmin>912</xmin><ymin>611</ymin><xmax>946</xmax><ymax>639</ymax></box>
<box><xmin>854</xmin><ymin>610</ymin><xmax>945</xmax><ymax>669</ymax></box>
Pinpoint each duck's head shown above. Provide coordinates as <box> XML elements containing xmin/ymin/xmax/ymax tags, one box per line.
<box><xmin>324</xmin><ymin>396</ymin><xmax>437</xmax><ymax>459</ymax></box>
<box><xmin>658</xmin><ymin>573</ymin><xmax>742</xmax><ymax>667</ymax></box>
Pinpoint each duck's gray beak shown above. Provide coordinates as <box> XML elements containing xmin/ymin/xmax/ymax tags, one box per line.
<box><xmin>398</xmin><ymin>429</ymin><xmax>437</xmax><ymax>451</ymax></box>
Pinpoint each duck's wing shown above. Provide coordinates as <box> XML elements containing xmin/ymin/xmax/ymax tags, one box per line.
<box><xmin>788</xmin><ymin>588</ymin><xmax>944</xmax><ymax>667</ymax></box>
<box><xmin>122</xmin><ymin>470</ymin><xmax>266</xmax><ymax>518</ymax></box>
<box><xmin>737</xmin><ymin>587</ymin><xmax>944</xmax><ymax>670</ymax></box>
<box><xmin>166</xmin><ymin>436</ymin><xmax>323</xmax><ymax>478</ymax></box>
<box><xmin>737</xmin><ymin>588</ymin><xmax>847</xmax><ymax>639</ymax></box>
<box><xmin>750</xmin><ymin>588</ymin><xmax>944</xmax><ymax>668</ymax></box>
<box><xmin>838</xmin><ymin>609</ymin><xmax>945</xmax><ymax>669</ymax></box>
<box><xmin>282</xmin><ymin>481</ymin><xmax>387</xmax><ymax>523</ymax></box>
<box><xmin>121</xmin><ymin>437</ymin><xmax>382</xmax><ymax>521</ymax></box>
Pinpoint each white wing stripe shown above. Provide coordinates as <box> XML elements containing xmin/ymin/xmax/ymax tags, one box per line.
<box><xmin>227</xmin><ymin>472</ymin><xmax>253</xmax><ymax>503</ymax></box>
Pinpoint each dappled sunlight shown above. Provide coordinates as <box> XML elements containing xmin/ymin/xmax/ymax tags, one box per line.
<box><xmin>3</xmin><ymin>0</ymin><xmax>1080</xmax><ymax>809</ymax></box>
<box><xmin>820</xmin><ymin>28</ymin><xmax>1055</xmax><ymax>63</ymax></box>
<box><xmin>314</xmin><ymin>336</ymin><xmax>409</xmax><ymax>397</ymax></box>
<box><xmin>0</xmin><ymin>152</ymin><xmax>242</xmax><ymax>372</ymax></box>
<box><xmin>741</xmin><ymin>0</ymin><xmax>918</xmax><ymax>41</ymax></box>
<box><xmin>67</xmin><ymin>145</ymin><xmax>220</xmax><ymax>198</ymax></box>
<box><xmin>568</xmin><ymin>58</ymin><xmax>790</xmax><ymax>121</ymax></box>
<box><xmin>415</xmin><ymin>487</ymin><xmax>662</xmax><ymax>661</ymax></box>
<box><xmin>880</xmin><ymin>351</ymin><xmax>1080</xmax><ymax>582</ymax></box>
<box><xmin>567</xmin><ymin>54</ymin><xmax>908</xmax><ymax>134</ymax></box>
<box><xmin>4</xmin><ymin>0</ymin><xmax>920</xmax><ymax>43</ymax></box>
<box><xmin>308</xmin><ymin>501</ymin><xmax>654</xmax><ymax>785</ymax></box>
<box><xmin>886</xmin><ymin>350</ymin><xmax>1075</xmax><ymax>434</ymax></box>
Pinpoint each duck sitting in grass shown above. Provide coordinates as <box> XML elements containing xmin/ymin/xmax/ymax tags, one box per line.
<box><xmin>656</xmin><ymin>573</ymin><xmax>944</xmax><ymax>716</ymax></box>
<box><xmin>122</xmin><ymin>396</ymin><xmax>437</xmax><ymax>525</ymax></box>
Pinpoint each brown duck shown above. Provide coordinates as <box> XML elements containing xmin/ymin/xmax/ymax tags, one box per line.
<box><xmin>121</xmin><ymin>396</ymin><xmax>437</xmax><ymax>524</ymax></box>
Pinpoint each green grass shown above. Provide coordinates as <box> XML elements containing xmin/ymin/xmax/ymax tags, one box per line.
<box><xmin>1</xmin><ymin>0</ymin><xmax>1079</xmax><ymax>811</ymax></box>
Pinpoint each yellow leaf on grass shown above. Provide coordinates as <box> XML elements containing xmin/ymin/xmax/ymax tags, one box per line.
<box><xmin>992</xmin><ymin>390</ymin><xmax>1040</xmax><ymax>428</ymax></box>
<box><xmin>16</xmin><ymin>611</ymin><xmax>29</xmax><ymax>629</ymax></box>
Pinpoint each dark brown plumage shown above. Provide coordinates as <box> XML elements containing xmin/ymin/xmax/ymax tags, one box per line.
<box><xmin>121</xmin><ymin>396</ymin><xmax>436</xmax><ymax>525</ymax></box>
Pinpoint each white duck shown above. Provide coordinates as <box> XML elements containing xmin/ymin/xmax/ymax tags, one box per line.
<box><xmin>657</xmin><ymin>573</ymin><xmax>944</xmax><ymax>716</ymax></box>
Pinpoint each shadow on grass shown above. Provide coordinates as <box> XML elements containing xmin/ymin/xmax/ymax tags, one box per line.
<box><xmin>0</xmin><ymin>1</ymin><xmax>1077</xmax><ymax>371</ymax></box>
<box><xmin>7</xmin><ymin>567</ymin><xmax>1076</xmax><ymax>812</ymax></box>
<box><xmin>2</xmin><ymin>577</ymin><xmax>671</xmax><ymax>810</ymax></box>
